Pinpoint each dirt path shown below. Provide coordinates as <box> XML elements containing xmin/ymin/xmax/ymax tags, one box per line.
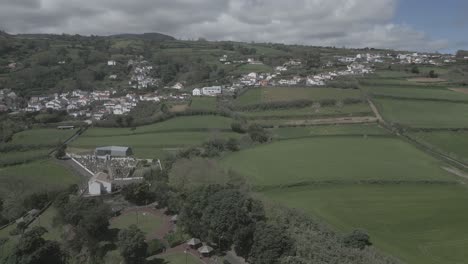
<box><xmin>283</xmin><ymin>116</ymin><xmax>378</xmax><ymax>126</ymax></box>
<box><xmin>367</xmin><ymin>99</ymin><xmax>384</xmax><ymax>124</ymax></box>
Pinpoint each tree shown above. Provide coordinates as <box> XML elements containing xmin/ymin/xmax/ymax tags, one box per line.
<box><xmin>343</xmin><ymin>229</ymin><xmax>372</xmax><ymax>250</ymax></box>
<box><xmin>249</xmin><ymin>222</ymin><xmax>293</xmax><ymax>264</ymax></box>
<box><xmin>248</xmin><ymin>124</ymin><xmax>269</xmax><ymax>143</ymax></box>
<box><xmin>411</xmin><ymin>66</ymin><xmax>420</xmax><ymax>74</ymax></box>
<box><xmin>125</xmin><ymin>116</ymin><xmax>134</xmax><ymax>127</ymax></box>
<box><xmin>6</xmin><ymin>227</ymin><xmax>65</xmax><ymax>264</ymax></box>
<box><xmin>121</xmin><ymin>183</ymin><xmax>156</xmax><ymax>205</ymax></box>
<box><xmin>226</xmin><ymin>138</ymin><xmax>240</xmax><ymax>152</ymax></box>
<box><xmin>54</xmin><ymin>145</ymin><xmax>67</xmax><ymax>159</ymax></box>
<box><xmin>231</xmin><ymin>121</ymin><xmax>246</xmax><ymax>133</ymax></box>
<box><xmin>428</xmin><ymin>70</ymin><xmax>438</xmax><ymax>78</ymax></box>
<box><xmin>117</xmin><ymin>225</ymin><xmax>148</xmax><ymax>264</ymax></box>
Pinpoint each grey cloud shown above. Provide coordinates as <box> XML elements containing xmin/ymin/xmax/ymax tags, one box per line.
<box><xmin>0</xmin><ymin>0</ymin><xmax>450</xmax><ymax>52</ymax></box>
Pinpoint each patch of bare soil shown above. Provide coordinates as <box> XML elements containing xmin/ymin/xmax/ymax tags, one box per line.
<box><xmin>449</xmin><ymin>88</ymin><xmax>468</xmax><ymax>95</ymax></box>
<box><xmin>407</xmin><ymin>77</ymin><xmax>446</xmax><ymax>83</ymax></box>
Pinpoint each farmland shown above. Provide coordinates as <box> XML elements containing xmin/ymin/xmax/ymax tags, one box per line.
<box><xmin>236</xmin><ymin>87</ymin><xmax>363</xmax><ymax>106</ymax></box>
<box><xmin>190</xmin><ymin>97</ymin><xmax>218</xmax><ymax>111</ymax></box>
<box><xmin>0</xmin><ymin>159</ymin><xmax>81</xmax><ymax>197</ymax></box>
<box><xmin>110</xmin><ymin>211</ymin><xmax>163</xmax><ymax>236</ymax></box>
<box><xmin>262</xmin><ymin>184</ymin><xmax>468</xmax><ymax>264</ymax></box>
<box><xmin>241</xmin><ymin>103</ymin><xmax>372</xmax><ymax>119</ymax></box>
<box><xmin>370</xmin><ymin>86</ymin><xmax>468</xmax><ymax>101</ymax></box>
<box><xmin>71</xmin><ymin>116</ymin><xmax>240</xmax><ymax>158</ymax></box>
<box><xmin>270</xmin><ymin>124</ymin><xmax>388</xmax><ymax>139</ymax></box>
<box><xmin>221</xmin><ymin>135</ymin><xmax>468</xmax><ymax>264</ymax></box>
<box><xmin>409</xmin><ymin>131</ymin><xmax>468</xmax><ymax>163</ymax></box>
<box><xmin>374</xmin><ymin>99</ymin><xmax>468</xmax><ymax>128</ymax></box>
<box><xmin>220</xmin><ymin>137</ymin><xmax>455</xmax><ymax>187</ymax></box>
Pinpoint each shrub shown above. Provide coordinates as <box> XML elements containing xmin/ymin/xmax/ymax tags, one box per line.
<box><xmin>147</xmin><ymin>238</ymin><xmax>166</xmax><ymax>256</ymax></box>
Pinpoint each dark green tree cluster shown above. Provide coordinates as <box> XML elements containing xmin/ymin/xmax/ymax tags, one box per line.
<box><xmin>179</xmin><ymin>185</ymin><xmax>292</xmax><ymax>263</ymax></box>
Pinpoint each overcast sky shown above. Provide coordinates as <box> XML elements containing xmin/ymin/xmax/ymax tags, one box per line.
<box><xmin>0</xmin><ymin>0</ymin><xmax>466</xmax><ymax>52</ymax></box>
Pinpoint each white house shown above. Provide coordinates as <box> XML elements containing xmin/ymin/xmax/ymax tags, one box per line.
<box><xmin>88</xmin><ymin>172</ymin><xmax>112</xmax><ymax>196</ymax></box>
<box><xmin>192</xmin><ymin>88</ymin><xmax>201</xmax><ymax>96</ymax></box>
<box><xmin>202</xmin><ymin>86</ymin><xmax>222</xmax><ymax>96</ymax></box>
<box><xmin>172</xmin><ymin>82</ymin><xmax>184</xmax><ymax>90</ymax></box>
<box><xmin>107</xmin><ymin>60</ymin><xmax>117</xmax><ymax>66</ymax></box>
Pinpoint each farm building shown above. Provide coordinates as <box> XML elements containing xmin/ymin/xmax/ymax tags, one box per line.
<box><xmin>95</xmin><ymin>146</ymin><xmax>133</xmax><ymax>157</ymax></box>
<box><xmin>88</xmin><ymin>172</ymin><xmax>112</xmax><ymax>195</ymax></box>
<box><xmin>202</xmin><ymin>86</ymin><xmax>222</xmax><ymax>96</ymax></box>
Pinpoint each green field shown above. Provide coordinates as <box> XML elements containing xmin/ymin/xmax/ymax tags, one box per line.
<box><xmin>221</xmin><ymin>137</ymin><xmax>455</xmax><ymax>187</ymax></box>
<box><xmin>375</xmin><ymin>99</ymin><xmax>468</xmax><ymax>128</ymax></box>
<box><xmin>242</xmin><ymin>103</ymin><xmax>372</xmax><ymax>119</ymax></box>
<box><xmin>371</xmin><ymin>87</ymin><xmax>468</xmax><ymax>101</ymax></box>
<box><xmin>0</xmin><ymin>160</ymin><xmax>81</xmax><ymax>197</ymax></box>
<box><xmin>221</xmin><ymin>135</ymin><xmax>468</xmax><ymax>263</ymax></box>
<box><xmin>410</xmin><ymin>131</ymin><xmax>468</xmax><ymax>163</ymax></box>
<box><xmin>110</xmin><ymin>211</ymin><xmax>163</xmax><ymax>236</ymax></box>
<box><xmin>190</xmin><ymin>97</ymin><xmax>218</xmax><ymax>111</ymax></box>
<box><xmin>270</xmin><ymin>124</ymin><xmax>388</xmax><ymax>139</ymax></box>
<box><xmin>263</xmin><ymin>184</ymin><xmax>468</xmax><ymax>264</ymax></box>
<box><xmin>72</xmin><ymin>131</ymin><xmax>240</xmax><ymax>158</ymax></box>
<box><xmin>9</xmin><ymin>128</ymin><xmax>76</xmax><ymax>145</ymax></box>
<box><xmin>236</xmin><ymin>87</ymin><xmax>363</xmax><ymax>106</ymax></box>
<box><xmin>232</xmin><ymin>63</ymin><xmax>274</xmax><ymax>74</ymax></box>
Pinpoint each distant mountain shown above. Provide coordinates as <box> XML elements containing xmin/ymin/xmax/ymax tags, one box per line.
<box><xmin>109</xmin><ymin>32</ymin><xmax>175</xmax><ymax>41</ymax></box>
<box><xmin>0</xmin><ymin>30</ymin><xmax>11</xmax><ymax>38</ymax></box>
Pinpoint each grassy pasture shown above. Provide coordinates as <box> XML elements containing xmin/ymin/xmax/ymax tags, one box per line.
<box><xmin>410</xmin><ymin>131</ymin><xmax>468</xmax><ymax>163</ymax></box>
<box><xmin>72</xmin><ymin>130</ymin><xmax>240</xmax><ymax>158</ymax></box>
<box><xmin>263</xmin><ymin>184</ymin><xmax>468</xmax><ymax>264</ymax></box>
<box><xmin>0</xmin><ymin>160</ymin><xmax>81</xmax><ymax>197</ymax></box>
<box><xmin>375</xmin><ymin>99</ymin><xmax>468</xmax><ymax>128</ymax></box>
<box><xmin>232</xmin><ymin>63</ymin><xmax>274</xmax><ymax>74</ymax></box>
<box><xmin>9</xmin><ymin>128</ymin><xmax>75</xmax><ymax>145</ymax></box>
<box><xmin>190</xmin><ymin>97</ymin><xmax>218</xmax><ymax>111</ymax></box>
<box><xmin>370</xmin><ymin>87</ymin><xmax>468</xmax><ymax>101</ymax></box>
<box><xmin>270</xmin><ymin>124</ymin><xmax>388</xmax><ymax>139</ymax></box>
<box><xmin>29</xmin><ymin>207</ymin><xmax>62</xmax><ymax>241</ymax></box>
<box><xmin>236</xmin><ymin>87</ymin><xmax>363</xmax><ymax>106</ymax></box>
<box><xmin>221</xmin><ymin>137</ymin><xmax>455</xmax><ymax>187</ymax></box>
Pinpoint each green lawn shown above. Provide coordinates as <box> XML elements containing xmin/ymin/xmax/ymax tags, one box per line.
<box><xmin>84</xmin><ymin>116</ymin><xmax>233</xmax><ymax>137</ymax></box>
<box><xmin>236</xmin><ymin>87</ymin><xmax>363</xmax><ymax>106</ymax></box>
<box><xmin>110</xmin><ymin>211</ymin><xmax>163</xmax><ymax>236</ymax></box>
<box><xmin>221</xmin><ymin>137</ymin><xmax>455</xmax><ymax>187</ymax></box>
<box><xmin>410</xmin><ymin>131</ymin><xmax>468</xmax><ymax>163</ymax></box>
<box><xmin>375</xmin><ymin>99</ymin><xmax>468</xmax><ymax>128</ymax></box>
<box><xmin>270</xmin><ymin>124</ymin><xmax>388</xmax><ymax>139</ymax></box>
<box><xmin>190</xmin><ymin>97</ymin><xmax>218</xmax><ymax>111</ymax></box>
<box><xmin>0</xmin><ymin>160</ymin><xmax>81</xmax><ymax>197</ymax></box>
<box><xmin>263</xmin><ymin>184</ymin><xmax>468</xmax><ymax>264</ymax></box>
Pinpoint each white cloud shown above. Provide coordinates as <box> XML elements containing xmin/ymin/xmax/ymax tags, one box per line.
<box><xmin>0</xmin><ymin>0</ymin><xmax>449</xmax><ymax>52</ymax></box>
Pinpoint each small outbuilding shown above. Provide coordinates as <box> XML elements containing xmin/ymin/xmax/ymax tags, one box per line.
<box><xmin>198</xmin><ymin>245</ymin><xmax>214</xmax><ymax>257</ymax></box>
<box><xmin>187</xmin><ymin>238</ymin><xmax>201</xmax><ymax>248</ymax></box>
<box><xmin>95</xmin><ymin>146</ymin><xmax>133</xmax><ymax>157</ymax></box>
